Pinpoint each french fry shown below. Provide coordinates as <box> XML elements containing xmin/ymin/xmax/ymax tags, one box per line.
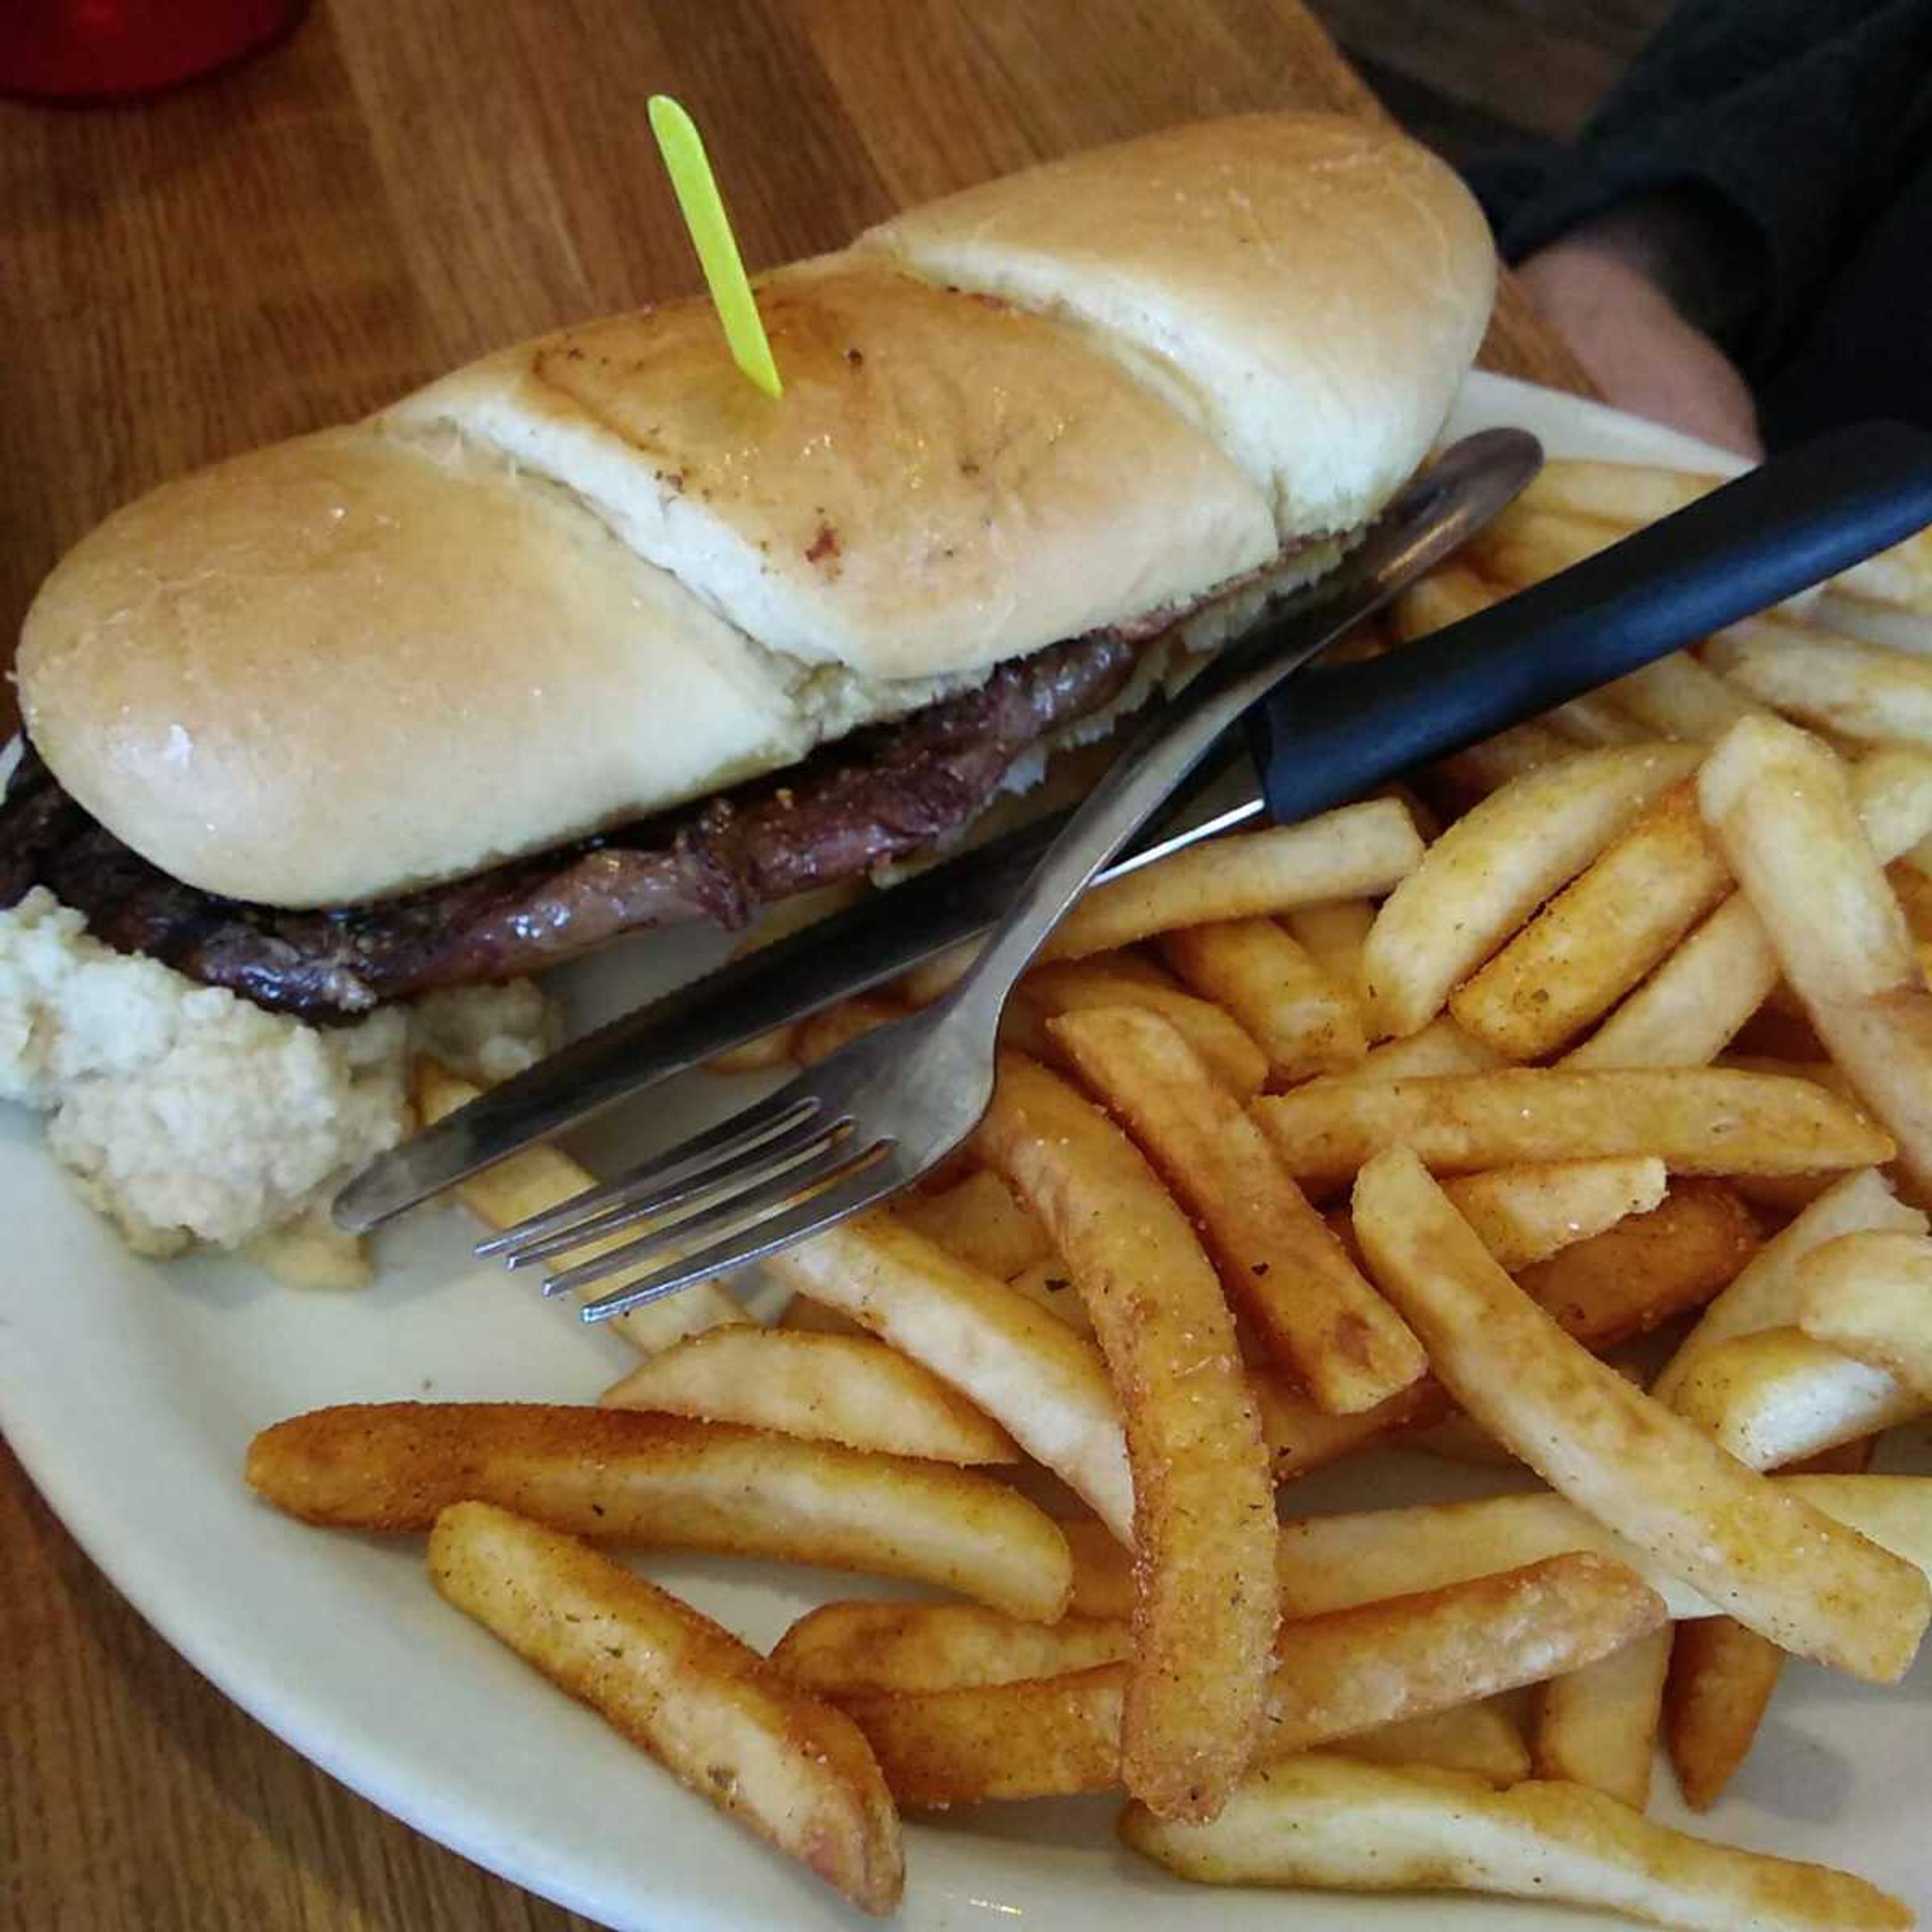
<box><xmin>428</xmin><ymin>1503</ymin><xmax>903</xmax><ymax>1916</ymax></box>
<box><xmin>793</xmin><ymin>995</ymin><xmax>905</xmax><ymax>1065</ymax></box>
<box><xmin>1315</xmin><ymin>1013</ymin><xmax>1504</xmax><ymax>1083</ymax></box>
<box><xmin>841</xmin><ymin>1555</ymin><xmax>1661</xmax><ymax>1807</ymax></box>
<box><xmin>1119</xmin><ymin>1753</ymin><xmax>1911</xmax><ymax>1931</ymax></box>
<box><xmin>1248</xmin><ymin>1368</ymin><xmax>1442</xmax><ymax>1479</ymax></box>
<box><xmin>1441</xmin><ymin>1159</ymin><xmax>1668</xmax><ymax>1272</ymax></box>
<box><xmin>1039</xmin><ymin>801</ymin><xmax>1425</xmax><ymax>963</ymax></box>
<box><xmin>1350</xmin><ymin>1149</ymin><xmax>1930</xmax><ymax>1680</ymax></box>
<box><xmin>1048</xmin><ymin>1007</ymin><xmax>1425</xmax><ymax>1413</ymax></box>
<box><xmin>1360</xmin><ymin>744</ymin><xmax>1702</xmax><ymax>1037</ymax></box>
<box><xmin>1280</xmin><ymin>897</ymin><xmax>1376</xmax><ymax>990</ymax></box>
<box><xmin>248</xmin><ymin>1404</ymin><xmax>1071</xmax><ymax>1620</ymax></box>
<box><xmin>1001</xmin><ymin>1255</ymin><xmax>1100</xmax><ymax>1338</ymax></box>
<box><xmin>1604</xmin><ymin>650</ymin><xmax>1769</xmax><ymax>743</ymax></box>
<box><xmin>1449</xmin><ymin>784</ymin><xmax>1733</xmax><ymax>1060</ymax></box>
<box><xmin>776</xmin><ymin>1292</ymin><xmax>867</xmax><ymax>1337</ymax></box>
<box><xmin>703</xmin><ymin>1026</ymin><xmax>801</xmax><ymax>1074</ymax></box>
<box><xmin>1665</xmin><ymin>1615</ymin><xmax>1786</xmax><ymax>1813</ymax></box>
<box><xmin>1467</xmin><ymin>504</ymin><xmax>1628</xmax><ymax>588</ymax></box>
<box><xmin>1701</xmin><ymin>714</ymin><xmax>1932</xmax><ymax>1199</ymax></box>
<box><xmin>971</xmin><ymin>1051</ymin><xmax>1279</xmax><ymax>1821</ymax></box>
<box><xmin>1340</xmin><ymin>1702</ymin><xmax>1531</xmax><ymax>1785</ymax></box>
<box><xmin>1016</xmin><ymin>956</ymin><xmax>1268</xmax><ymax>1098</ymax></box>
<box><xmin>701</xmin><ymin>885</ymin><xmax>872</xmax><ymax>1071</ymax></box>
<box><xmin>599</xmin><ymin>1328</ymin><xmax>1016</xmax><ymax>1464</ymax></box>
<box><xmin>1523</xmin><ymin>458</ymin><xmax>1720</xmax><ymax>527</ymax></box>
<box><xmin>1530</xmin><ymin>1627</ymin><xmax>1671</xmax><ymax>1811</ymax></box>
<box><xmin>1652</xmin><ymin>1161</ymin><xmax>1928</xmax><ymax>1409</ymax></box>
<box><xmin>1064</xmin><ymin>1515</ymin><xmax>1136</xmax><ymax>1620</ymax></box>
<box><xmin>1390</xmin><ymin>559</ymin><xmax>1493</xmax><ymax>640</ymax></box>
<box><xmin>763</xmin><ymin>1212</ymin><xmax>1131</xmax><ymax>1539</ymax></box>
<box><xmin>894</xmin><ymin>1168</ymin><xmax>1052</xmax><ymax>1280</ymax></box>
<box><xmin>1668</xmin><ymin>1329</ymin><xmax>1926</xmax><ymax>1468</ymax></box>
<box><xmin>1161</xmin><ymin>917</ymin><xmax>1367</xmax><ymax>1078</ymax></box>
<box><xmin>1274</xmin><ymin>1477</ymin><xmax>1932</xmax><ymax>1623</ymax></box>
<box><xmin>1797</xmin><ymin>1230</ymin><xmax>1932</xmax><ymax>1395</ymax></box>
<box><xmin>413</xmin><ymin>1060</ymin><xmax>748</xmax><ymax>1353</ymax></box>
<box><xmin>1815</xmin><ymin>586</ymin><xmax>1932</xmax><ymax>657</ymax></box>
<box><xmin>1441</xmin><ymin>720</ymin><xmax>1577</xmax><ymax>792</ymax></box>
<box><xmin>1544</xmin><ymin>691</ymin><xmax>1651</xmax><ymax>747</ymax></box>
<box><xmin>771</xmin><ymin>1601</ymin><xmax>1130</xmax><ymax>1696</ymax></box>
<box><xmin>1567</xmin><ymin>747</ymin><xmax>1932</xmax><ymax>1071</ymax></box>
<box><xmin>1254</xmin><ymin>1067</ymin><xmax>1890</xmax><ymax>1194</ymax></box>
<box><xmin>1708</xmin><ymin>617</ymin><xmax>1932</xmax><ymax>746</ymax></box>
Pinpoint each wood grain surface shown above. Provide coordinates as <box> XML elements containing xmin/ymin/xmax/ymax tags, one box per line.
<box><xmin>0</xmin><ymin>4</ymin><xmax>1589</xmax><ymax>1927</ymax></box>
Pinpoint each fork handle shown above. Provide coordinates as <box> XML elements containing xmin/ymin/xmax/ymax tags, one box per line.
<box><xmin>943</xmin><ymin>429</ymin><xmax>1541</xmax><ymax>1021</ymax></box>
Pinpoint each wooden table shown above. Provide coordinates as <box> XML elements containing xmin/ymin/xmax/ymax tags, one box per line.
<box><xmin>0</xmin><ymin>5</ymin><xmax>1588</xmax><ymax>1926</ymax></box>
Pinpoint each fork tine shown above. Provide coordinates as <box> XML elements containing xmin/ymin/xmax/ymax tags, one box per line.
<box><xmin>541</xmin><ymin>1132</ymin><xmax>875</xmax><ymax>1299</ymax></box>
<box><xmin>501</xmin><ymin>1105</ymin><xmax>843</xmax><ymax>1269</ymax></box>
<box><xmin>579</xmin><ymin>1155</ymin><xmax>905</xmax><ymax>1323</ymax></box>
<box><xmin>474</xmin><ymin>1088</ymin><xmax>820</xmax><ymax>1259</ymax></box>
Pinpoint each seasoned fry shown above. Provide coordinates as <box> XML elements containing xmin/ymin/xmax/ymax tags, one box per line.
<box><xmin>1653</xmin><ymin>1167</ymin><xmax>1927</xmax><ymax>1406</ymax></box>
<box><xmin>1064</xmin><ymin>1515</ymin><xmax>1136</xmax><ymax>1620</ymax></box>
<box><xmin>1604</xmin><ymin>650</ymin><xmax>1768</xmax><ymax>743</ymax></box>
<box><xmin>1039</xmin><ymin>802</ymin><xmax>1424</xmax><ymax>963</ymax></box>
<box><xmin>764</xmin><ymin>1212</ymin><xmax>1131</xmax><ymax>1539</ymax></box>
<box><xmin>248</xmin><ymin>1404</ymin><xmax>1071</xmax><ymax>1620</ymax></box>
<box><xmin>1280</xmin><ymin>897</ymin><xmax>1376</xmax><ymax>991</ymax></box>
<box><xmin>1340</xmin><ymin>1702</ymin><xmax>1531</xmax><ymax>1785</ymax></box>
<box><xmin>971</xmin><ymin>1051</ymin><xmax>1279</xmax><ymax>1820</ymax></box>
<box><xmin>1119</xmin><ymin>1754</ymin><xmax>1911</xmax><ymax>1930</ymax></box>
<box><xmin>1048</xmin><ymin>1007</ymin><xmax>1425</xmax><ymax>1413</ymax></box>
<box><xmin>1797</xmin><ymin>1230</ymin><xmax>1932</xmax><ymax>1395</ymax></box>
<box><xmin>1275</xmin><ymin>1477</ymin><xmax>1932</xmax><ymax>1624</ymax></box>
<box><xmin>1249</xmin><ymin>1369</ymin><xmax>1443</xmax><ymax>1480</ymax></box>
<box><xmin>1708</xmin><ymin>617</ymin><xmax>1932</xmax><ymax>746</ymax></box>
<box><xmin>1442</xmin><ymin>721</ymin><xmax>1577</xmax><ymax>792</ymax></box>
<box><xmin>771</xmin><ymin>1601</ymin><xmax>1130</xmax><ymax>1696</ymax></box>
<box><xmin>1017</xmin><ymin>957</ymin><xmax>1268</xmax><ymax>1098</ymax></box>
<box><xmin>1316</xmin><ymin>1013</ymin><xmax>1504</xmax><ymax>1083</ymax></box>
<box><xmin>429</xmin><ymin>1503</ymin><xmax>903</xmax><ymax>1915</ymax></box>
<box><xmin>1442</xmin><ymin>1159</ymin><xmax>1668</xmax><ymax>1272</ymax></box>
<box><xmin>1449</xmin><ymin>784</ymin><xmax>1732</xmax><ymax>1060</ymax></box>
<box><xmin>1360</xmin><ymin>744</ymin><xmax>1703</xmax><ymax>1037</ymax></box>
<box><xmin>1530</xmin><ymin>1627</ymin><xmax>1671</xmax><ymax>1811</ymax></box>
<box><xmin>1254</xmin><ymin>1067</ymin><xmax>1890</xmax><ymax>1193</ymax></box>
<box><xmin>840</xmin><ymin>1556</ymin><xmax>1660</xmax><ymax>1806</ymax></box>
<box><xmin>599</xmin><ymin>1328</ymin><xmax>1016</xmax><ymax>1464</ymax></box>
<box><xmin>1668</xmin><ymin>1329</ymin><xmax>1926</xmax><ymax>1469</ymax></box>
<box><xmin>1350</xmin><ymin>1149</ymin><xmax>1930</xmax><ymax>1680</ymax></box>
<box><xmin>414</xmin><ymin>1061</ymin><xmax>747</xmax><ymax>1353</ymax></box>
<box><xmin>1665</xmin><ymin>1616</ymin><xmax>1786</xmax><ymax>1812</ymax></box>
<box><xmin>1161</xmin><ymin>917</ymin><xmax>1367</xmax><ymax>1079</ymax></box>
<box><xmin>894</xmin><ymin>1168</ymin><xmax>1052</xmax><ymax>1280</ymax></box>
<box><xmin>1001</xmin><ymin>1255</ymin><xmax>1100</xmax><ymax>1338</ymax></box>
<box><xmin>1701</xmin><ymin>714</ymin><xmax>1932</xmax><ymax>1199</ymax></box>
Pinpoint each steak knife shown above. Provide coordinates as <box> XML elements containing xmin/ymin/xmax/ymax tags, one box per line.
<box><xmin>338</xmin><ymin>417</ymin><xmax>1932</xmax><ymax>1232</ymax></box>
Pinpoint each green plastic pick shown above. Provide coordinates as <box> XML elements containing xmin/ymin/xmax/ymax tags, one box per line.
<box><xmin>649</xmin><ymin>94</ymin><xmax>783</xmax><ymax>400</ymax></box>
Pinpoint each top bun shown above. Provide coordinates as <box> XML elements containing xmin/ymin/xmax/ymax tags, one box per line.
<box><xmin>18</xmin><ymin>113</ymin><xmax>1492</xmax><ymax>910</ymax></box>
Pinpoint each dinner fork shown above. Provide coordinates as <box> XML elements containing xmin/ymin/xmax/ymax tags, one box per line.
<box><xmin>475</xmin><ymin>429</ymin><xmax>1539</xmax><ymax>1319</ymax></box>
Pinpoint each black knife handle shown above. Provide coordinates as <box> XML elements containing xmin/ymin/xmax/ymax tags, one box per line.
<box><xmin>1250</xmin><ymin>418</ymin><xmax>1932</xmax><ymax>826</ymax></box>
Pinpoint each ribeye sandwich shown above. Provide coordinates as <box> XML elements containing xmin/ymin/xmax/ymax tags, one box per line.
<box><xmin>0</xmin><ymin>112</ymin><xmax>1493</xmax><ymax>1265</ymax></box>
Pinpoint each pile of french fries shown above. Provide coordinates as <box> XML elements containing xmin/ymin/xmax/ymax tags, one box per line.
<box><xmin>246</xmin><ymin>459</ymin><xmax>1932</xmax><ymax>1928</ymax></box>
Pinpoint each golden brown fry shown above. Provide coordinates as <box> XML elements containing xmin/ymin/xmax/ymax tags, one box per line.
<box><xmin>1040</xmin><ymin>802</ymin><xmax>1425</xmax><ymax>963</ymax></box>
<box><xmin>1360</xmin><ymin>744</ymin><xmax>1702</xmax><ymax>1038</ymax></box>
<box><xmin>1001</xmin><ymin>1255</ymin><xmax>1100</xmax><ymax>1338</ymax></box>
<box><xmin>1442</xmin><ymin>1159</ymin><xmax>1668</xmax><ymax>1272</ymax></box>
<box><xmin>1161</xmin><ymin>917</ymin><xmax>1367</xmax><ymax>1079</ymax></box>
<box><xmin>894</xmin><ymin>1168</ymin><xmax>1052</xmax><ymax>1280</ymax></box>
<box><xmin>1119</xmin><ymin>1753</ymin><xmax>1911</xmax><ymax>1930</ymax></box>
<box><xmin>1708</xmin><ymin>617</ymin><xmax>1932</xmax><ymax>746</ymax></box>
<box><xmin>1653</xmin><ymin>1168</ymin><xmax>1925</xmax><ymax>1406</ymax></box>
<box><xmin>414</xmin><ymin>1060</ymin><xmax>748</xmax><ymax>1353</ymax></box>
<box><xmin>1524</xmin><ymin>458</ymin><xmax>1720</xmax><ymax>527</ymax></box>
<box><xmin>771</xmin><ymin>1601</ymin><xmax>1130</xmax><ymax>1697</ymax></box>
<box><xmin>972</xmin><ymin>1051</ymin><xmax>1278</xmax><ymax>1821</ymax></box>
<box><xmin>764</xmin><ymin>1212</ymin><xmax>1131</xmax><ymax>1539</ymax></box>
<box><xmin>1669</xmin><ymin>1328</ymin><xmax>1926</xmax><ymax>1469</ymax></box>
<box><xmin>1390</xmin><ymin>560</ymin><xmax>1494</xmax><ymax>640</ymax></box>
<box><xmin>776</xmin><ymin>1291</ymin><xmax>867</xmax><ymax>1337</ymax></box>
<box><xmin>1064</xmin><ymin>1515</ymin><xmax>1136</xmax><ymax>1620</ymax></box>
<box><xmin>249</xmin><ymin>1404</ymin><xmax>1071</xmax><ymax>1620</ymax></box>
<box><xmin>1604</xmin><ymin>650</ymin><xmax>1769</xmax><ymax>743</ymax></box>
<box><xmin>1797</xmin><ymin>1230</ymin><xmax>1932</xmax><ymax>1395</ymax></box>
<box><xmin>793</xmin><ymin>996</ymin><xmax>906</xmax><ymax>1065</ymax></box>
<box><xmin>428</xmin><ymin>1502</ymin><xmax>903</xmax><ymax>1916</ymax></box>
<box><xmin>1701</xmin><ymin>714</ymin><xmax>1932</xmax><ymax>1200</ymax></box>
<box><xmin>1441</xmin><ymin>721</ymin><xmax>1578</xmax><ymax>792</ymax></box>
<box><xmin>1351</xmin><ymin>1149</ymin><xmax>1930</xmax><ymax>1681</ymax></box>
<box><xmin>598</xmin><ymin>1327</ymin><xmax>1016</xmax><ymax>1465</ymax></box>
<box><xmin>1339</xmin><ymin>1702</ymin><xmax>1531</xmax><ymax>1785</ymax></box>
<box><xmin>1281</xmin><ymin>897</ymin><xmax>1376</xmax><ymax>991</ymax></box>
<box><xmin>1255</xmin><ymin>1067</ymin><xmax>1890</xmax><ymax>1194</ymax></box>
<box><xmin>1048</xmin><ymin>1006</ymin><xmax>1424</xmax><ymax>1414</ymax></box>
<box><xmin>1449</xmin><ymin>783</ymin><xmax>1732</xmax><ymax>1060</ymax></box>
<box><xmin>1665</xmin><ymin>1616</ymin><xmax>1785</xmax><ymax>1813</ymax></box>
<box><xmin>1544</xmin><ymin>691</ymin><xmax>1651</xmax><ymax>747</ymax></box>
<box><xmin>1316</xmin><ymin>1013</ymin><xmax>1505</xmax><ymax>1083</ymax></box>
<box><xmin>1017</xmin><ymin>956</ymin><xmax>1269</xmax><ymax>1099</ymax></box>
<box><xmin>1530</xmin><ymin>1627</ymin><xmax>1671</xmax><ymax>1811</ymax></box>
<box><xmin>704</xmin><ymin>1026</ymin><xmax>801</xmax><ymax>1074</ymax></box>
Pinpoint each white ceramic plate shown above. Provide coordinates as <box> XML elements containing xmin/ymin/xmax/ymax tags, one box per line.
<box><xmin>6</xmin><ymin>370</ymin><xmax>1928</xmax><ymax>1932</ymax></box>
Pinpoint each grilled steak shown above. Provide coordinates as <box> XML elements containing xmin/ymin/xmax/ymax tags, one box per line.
<box><xmin>0</xmin><ymin>630</ymin><xmax>1137</xmax><ymax>1019</ymax></box>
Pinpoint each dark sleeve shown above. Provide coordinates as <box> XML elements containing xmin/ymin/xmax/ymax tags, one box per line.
<box><xmin>1466</xmin><ymin>0</ymin><xmax>1932</xmax><ymax>371</ymax></box>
